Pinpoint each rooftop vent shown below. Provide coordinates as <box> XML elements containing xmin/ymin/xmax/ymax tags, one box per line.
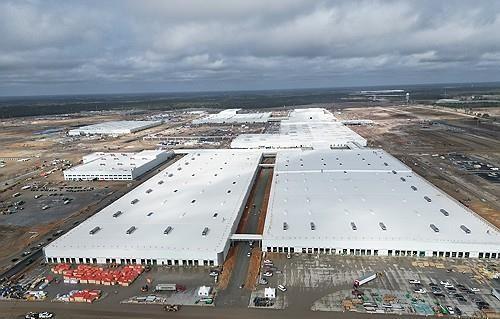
<box><xmin>163</xmin><ymin>226</ymin><xmax>173</xmax><ymax>235</ymax></box>
<box><xmin>392</xmin><ymin>170</ymin><xmax>397</xmax><ymax>174</ymax></box>
<box><xmin>400</xmin><ymin>177</ymin><xmax>406</xmax><ymax>182</ymax></box>
<box><xmin>460</xmin><ymin>225</ymin><xmax>471</xmax><ymax>234</ymax></box>
<box><xmin>351</xmin><ymin>222</ymin><xmax>357</xmax><ymax>231</ymax></box>
<box><xmin>158</xmin><ymin>180</ymin><xmax>164</xmax><ymax>185</ymax></box>
<box><xmin>147</xmin><ymin>212</ymin><xmax>154</xmax><ymax>217</ymax></box>
<box><xmin>146</xmin><ymin>189</ymin><xmax>153</xmax><ymax>194</ymax></box>
<box><xmin>440</xmin><ymin>209</ymin><xmax>449</xmax><ymax>216</ymax></box>
<box><xmin>202</xmin><ymin>227</ymin><xmax>209</xmax><ymax>236</ymax></box>
<box><xmin>89</xmin><ymin>226</ymin><xmax>101</xmax><ymax>235</ymax></box>
<box><xmin>411</xmin><ymin>186</ymin><xmax>417</xmax><ymax>191</ymax></box>
<box><xmin>310</xmin><ymin>222</ymin><xmax>316</xmax><ymax>231</ymax></box>
<box><xmin>430</xmin><ymin>224</ymin><xmax>439</xmax><ymax>233</ymax></box>
<box><xmin>384</xmin><ymin>162</ymin><xmax>389</xmax><ymax>166</ymax></box>
<box><xmin>379</xmin><ymin>222</ymin><xmax>387</xmax><ymax>231</ymax></box>
<box><xmin>131</xmin><ymin>199</ymin><xmax>139</xmax><ymax>204</ymax></box>
<box><xmin>126</xmin><ymin>226</ymin><xmax>137</xmax><ymax>235</ymax></box>
<box><xmin>283</xmin><ymin>222</ymin><xmax>288</xmax><ymax>231</ymax></box>
<box><xmin>112</xmin><ymin>210</ymin><xmax>123</xmax><ymax>218</ymax></box>
<box><xmin>424</xmin><ymin>196</ymin><xmax>432</xmax><ymax>202</ymax></box>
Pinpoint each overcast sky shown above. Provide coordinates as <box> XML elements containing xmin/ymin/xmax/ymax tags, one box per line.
<box><xmin>0</xmin><ymin>0</ymin><xmax>499</xmax><ymax>96</ymax></box>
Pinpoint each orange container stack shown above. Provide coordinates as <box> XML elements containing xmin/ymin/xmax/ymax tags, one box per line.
<box><xmin>69</xmin><ymin>289</ymin><xmax>101</xmax><ymax>303</ymax></box>
<box><xmin>51</xmin><ymin>263</ymin><xmax>71</xmax><ymax>274</ymax></box>
<box><xmin>51</xmin><ymin>263</ymin><xmax>144</xmax><ymax>286</ymax></box>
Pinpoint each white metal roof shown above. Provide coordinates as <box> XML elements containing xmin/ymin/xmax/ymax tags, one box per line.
<box><xmin>64</xmin><ymin>150</ymin><xmax>170</xmax><ymax>175</ymax></box>
<box><xmin>263</xmin><ymin>149</ymin><xmax>500</xmax><ymax>252</ymax></box>
<box><xmin>68</xmin><ymin>120</ymin><xmax>162</xmax><ymax>135</ymax></box>
<box><xmin>46</xmin><ymin>149</ymin><xmax>262</xmax><ymax>259</ymax></box>
<box><xmin>193</xmin><ymin>109</ymin><xmax>271</xmax><ymax>124</ymax></box>
<box><xmin>231</xmin><ymin>115</ymin><xmax>366</xmax><ymax>149</ymax></box>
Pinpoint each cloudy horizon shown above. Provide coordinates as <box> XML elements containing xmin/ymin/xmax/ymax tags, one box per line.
<box><xmin>1</xmin><ymin>0</ymin><xmax>499</xmax><ymax>96</ymax></box>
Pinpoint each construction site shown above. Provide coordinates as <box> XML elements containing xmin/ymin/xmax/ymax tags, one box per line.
<box><xmin>0</xmin><ymin>102</ymin><xmax>499</xmax><ymax>319</ymax></box>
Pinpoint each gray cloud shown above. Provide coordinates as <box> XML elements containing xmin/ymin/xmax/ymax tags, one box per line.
<box><xmin>0</xmin><ymin>0</ymin><xmax>499</xmax><ymax>95</ymax></box>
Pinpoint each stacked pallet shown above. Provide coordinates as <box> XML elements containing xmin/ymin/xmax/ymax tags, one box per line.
<box><xmin>70</xmin><ymin>289</ymin><xmax>101</xmax><ymax>303</ymax></box>
<box><xmin>51</xmin><ymin>263</ymin><xmax>71</xmax><ymax>274</ymax></box>
<box><xmin>51</xmin><ymin>264</ymin><xmax>144</xmax><ymax>286</ymax></box>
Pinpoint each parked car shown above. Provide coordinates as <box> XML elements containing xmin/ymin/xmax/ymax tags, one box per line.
<box><xmin>440</xmin><ymin>280</ymin><xmax>451</xmax><ymax>285</ymax></box>
<box><xmin>409</xmin><ymin>279</ymin><xmax>421</xmax><ymax>284</ymax></box>
<box><xmin>263</xmin><ymin>271</ymin><xmax>273</xmax><ymax>277</ymax></box>
<box><xmin>209</xmin><ymin>271</ymin><xmax>219</xmax><ymax>277</ymax></box>
<box><xmin>277</xmin><ymin>284</ymin><xmax>287</xmax><ymax>292</ymax></box>
<box><xmin>446</xmin><ymin>305</ymin><xmax>455</xmax><ymax>315</ymax></box>
<box><xmin>414</xmin><ymin>288</ymin><xmax>427</xmax><ymax>294</ymax></box>
<box><xmin>470</xmin><ymin>287</ymin><xmax>480</xmax><ymax>292</ymax></box>
<box><xmin>39</xmin><ymin>312</ymin><xmax>54</xmax><ymax>319</ymax></box>
<box><xmin>247</xmin><ymin>252</ymin><xmax>251</xmax><ymax>257</ymax></box>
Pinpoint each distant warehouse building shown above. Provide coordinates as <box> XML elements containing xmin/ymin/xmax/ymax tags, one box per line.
<box><xmin>45</xmin><ymin>150</ymin><xmax>262</xmax><ymax>266</ymax></box>
<box><xmin>68</xmin><ymin>120</ymin><xmax>162</xmax><ymax>136</ymax></box>
<box><xmin>231</xmin><ymin>108</ymin><xmax>367</xmax><ymax>149</ymax></box>
<box><xmin>63</xmin><ymin>150</ymin><xmax>173</xmax><ymax>181</ymax></box>
<box><xmin>262</xmin><ymin>148</ymin><xmax>500</xmax><ymax>259</ymax></box>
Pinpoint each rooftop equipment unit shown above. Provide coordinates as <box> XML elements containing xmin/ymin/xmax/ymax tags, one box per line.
<box><xmin>460</xmin><ymin>225</ymin><xmax>471</xmax><ymax>234</ymax></box>
<box><xmin>400</xmin><ymin>177</ymin><xmax>406</xmax><ymax>182</ymax></box>
<box><xmin>424</xmin><ymin>196</ymin><xmax>432</xmax><ymax>202</ymax></box>
<box><xmin>131</xmin><ymin>199</ymin><xmax>139</xmax><ymax>204</ymax></box>
<box><xmin>112</xmin><ymin>210</ymin><xmax>123</xmax><ymax>218</ymax></box>
<box><xmin>283</xmin><ymin>222</ymin><xmax>288</xmax><ymax>231</ymax></box>
<box><xmin>392</xmin><ymin>170</ymin><xmax>397</xmax><ymax>174</ymax></box>
<box><xmin>202</xmin><ymin>227</ymin><xmax>209</xmax><ymax>236</ymax></box>
<box><xmin>379</xmin><ymin>222</ymin><xmax>387</xmax><ymax>231</ymax></box>
<box><xmin>310</xmin><ymin>222</ymin><xmax>315</xmax><ymax>230</ymax></box>
<box><xmin>164</xmin><ymin>226</ymin><xmax>173</xmax><ymax>235</ymax></box>
<box><xmin>430</xmin><ymin>224</ymin><xmax>439</xmax><ymax>233</ymax></box>
<box><xmin>411</xmin><ymin>186</ymin><xmax>417</xmax><ymax>191</ymax></box>
<box><xmin>158</xmin><ymin>180</ymin><xmax>164</xmax><ymax>185</ymax></box>
<box><xmin>126</xmin><ymin>226</ymin><xmax>137</xmax><ymax>234</ymax></box>
<box><xmin>146</xmin><ymin>189</ymin><xmax>153</xmax><ymax>194</ymax></box>
<box><xmin>440</xmin><ymin>209</ymin><xmax>449</xmax><ymax>216</ymax></box>
<box><xmin>351</xmin><ymin>222</ymin><xmax>357</xmax><ymax>231</ymax></box>
<box><xmin>89</xmin><ymin>226</ymin><xmax>101</xmax><ymax>235</ymax></box>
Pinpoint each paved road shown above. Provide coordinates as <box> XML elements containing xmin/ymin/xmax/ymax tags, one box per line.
<box><xmin>0</xmin><ymin>301</ymin><xmax>421</xmax><ymax>319</ymax></box>
<box><xmin>217</xmin><ymin>168</ymin><xmax>272</xmax><ymax>307</ymax></box>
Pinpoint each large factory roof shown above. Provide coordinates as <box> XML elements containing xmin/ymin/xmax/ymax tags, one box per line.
<box><xmin>193</xmin><ymin>109</ymin><xmax>271</xmax><ymax>124</ymax></box>
<box><xmin>68</xmin><ymin>120</ymin><xmax>162</xmax><ymax>136</ymax></box>
<box><xmin>263</xmin><ymin>149</ymin><xmax>500</xmax><ymax>252</ymax></box>
<box><xmin>46</xmin><ymin>150</ymin><xmax>262</xmax><ymax>257</ymax></box>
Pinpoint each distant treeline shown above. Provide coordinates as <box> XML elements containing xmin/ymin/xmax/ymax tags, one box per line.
<box><xmin>1</xmin><ymin>82</ymin><xmax>499</xmax><ymax>118</ymax></box>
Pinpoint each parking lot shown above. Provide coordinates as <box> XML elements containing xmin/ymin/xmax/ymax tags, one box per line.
<box><xmin>258</xmin><ymin>253</ymin><xmax>500</xmax><ymax>316</ymax></box>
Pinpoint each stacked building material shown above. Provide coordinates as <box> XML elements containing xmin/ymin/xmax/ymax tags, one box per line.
<box><xmin>70</xmin><ymin>289</ymin><xmax>101</xmax><ymax>303</ymax></box>
<box><xmin>52</xmin><ymin>264</ymin><xmax>144</xmax><ymax>286</ymax></box>
<box><xmin>51</xmin><ymin>263</ymin><xmax>71</xmax><ymax>274</ymax></box>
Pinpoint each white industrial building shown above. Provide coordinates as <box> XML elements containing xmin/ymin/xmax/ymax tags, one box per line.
<box><xmin>45</xmin><ymin>149</ymin><xmax>262</xmax><ymax>266</ymax></box>
<box><xmin>68</xmin><ymin>120</ymin><xmax>162</xmax><ymax>136</ymax></box>
<box><xmin>45</xmin><ymin>107</ymin><xmax>499</xmax><ymax>266</ymax></box>
<box><xmin>262</xmin><ymin>148</ymin><xmax>500</xmax><ymax>259</ymax></box>
<box><xmin>231</xmin><ymin>108</ymin><xmax>367</xmax><ymax>149</ymax></box>
<box><xmin>193</xmin><ymin>109</ymin><xmax>271</xmax><ymax>124</ymax></box>
<box><xmin>63</xmin><ymin>150</ymin><xmax>173</xmax><ymax>181</ymax></box>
